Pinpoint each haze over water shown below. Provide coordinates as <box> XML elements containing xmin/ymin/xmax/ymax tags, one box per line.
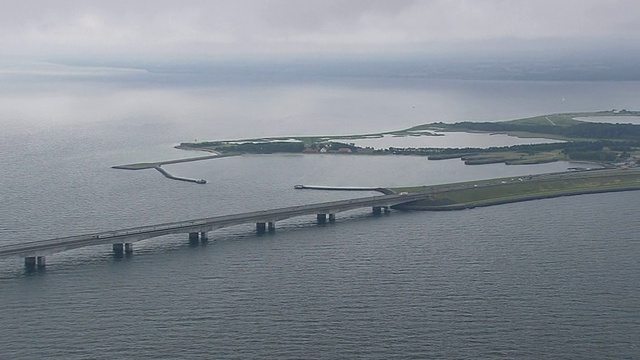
<box><xmin>1</xmin><ymin>64</ymin><xmax>640</xmax><ymax>359</ymax></box>
<box><xmin>4</xmin><ymin>0</ymin><xmax>640</xmax><ymax>357</ymax></box>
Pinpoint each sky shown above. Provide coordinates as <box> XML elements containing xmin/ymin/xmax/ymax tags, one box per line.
<box><xmin>1</xmin><ymin>0</ymin><xmax>639</xmax><ymax>61</ymax></box>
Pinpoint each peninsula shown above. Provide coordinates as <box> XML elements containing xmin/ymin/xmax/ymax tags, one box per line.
<box><xmin>116</xmin><ymin>111</ymin><xmax>640</xmax><ymax>209</ymax></box>
<box><xmin>177</xmin><ymin>110</ymin><xmax>640</xmax><ymax>167</ymax></box>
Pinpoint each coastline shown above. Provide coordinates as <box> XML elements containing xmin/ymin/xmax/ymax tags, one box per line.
<box><xmin>393</xmin><ymin>169</ymin><xmax>640</xmax><ymax>211</ymax></box>
<box><xmin>396</xmin><ymin>186</ymin><xmax>640</xmax><ymax>211</ymax></box>
<box><xmin>116</xmin><ymin>111</ymin><xmax>638</xmax><ymax>189</ymax></box>
<box><xmin>176</xmin><ymin>110</ymin><xmax>640</xmax><ymax>167</ymax></box>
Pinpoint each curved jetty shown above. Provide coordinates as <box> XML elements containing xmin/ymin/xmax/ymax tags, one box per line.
<box><xmin>154</xmin><ymin>166</ymin><xmax>206</xmax><ymax>184</ymax></box>
<box><xmin>112</xmin><ymin>154</ymin><xmax>236</xmax><ymax>184</ymax></box>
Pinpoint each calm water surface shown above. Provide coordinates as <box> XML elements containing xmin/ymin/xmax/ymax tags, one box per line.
<box><xmin>1</xmin><ymin>77</ymin><xmax>640</xmax><ymax>359</ymax></box>
<box><xmin>347</xmin><ymin>132</ymin><xmax>561</xmax><ymax>149</ymax></box>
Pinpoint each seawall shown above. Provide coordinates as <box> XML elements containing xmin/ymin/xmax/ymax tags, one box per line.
<box><xmin>395</xmin><ymin>187</ymin><xmax>640</xmax><ymax>211</ymax></box>
<box><xmin>154</xmin><ymin>166</ymin><xmax>206</xmax><ymax>184</ymax></box>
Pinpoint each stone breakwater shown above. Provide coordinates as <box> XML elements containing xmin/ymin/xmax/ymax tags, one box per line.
<box><xmin>112</xmin><ymin>154</ymin><xmax>236</xmax><ymax>184</ymax></box>
<box><xmin>153</xmin><ymin>166</ymin><xmax>206</xmax><ymax>184</ymax></box>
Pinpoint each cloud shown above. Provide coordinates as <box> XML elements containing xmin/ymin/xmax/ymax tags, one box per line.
<box><xmin>0</xmin><ymin>0</ymin><xmax>639</xmax><ymax>59</ymax></box>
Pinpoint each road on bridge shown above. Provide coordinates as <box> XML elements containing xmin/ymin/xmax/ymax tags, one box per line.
<box><xmin>0</xmin><ymin>193</ymin><xmax>428</xmax><ymax>268</ymax></box>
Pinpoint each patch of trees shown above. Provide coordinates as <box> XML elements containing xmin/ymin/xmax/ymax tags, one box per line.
<box><xmin>563</xmin><ymin>151</ymin><xmax>619</xmax><ymax>162</ymax></box>
<box><xmin>325</xmin><ymin>142</ymin><xmax>358</xmax><ymax>151</ymax></box>
<box><xmin>212</xmin><ymin>141</ymin><xmax>305</xmax><ymax>153</ymax></box>
<box><xmin>180</xmin><ymin>141</ymin><xmax>223</xmax><ymax>148</ymax></box>
<box><xmin>386</xmin><ymin>142</ymin><xmax>568</xmax><ymax>156</ymax></box>
<box><xmin>561</xmin><ymin>141</ymin><xmax>636</xmax><ymax>162</ymax></box>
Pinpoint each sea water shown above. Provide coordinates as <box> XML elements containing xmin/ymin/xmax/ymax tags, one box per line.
<box><xmin>1</xmin><ymin>71</ymin><xmax>639</xmax><ymax>359</ymax></box>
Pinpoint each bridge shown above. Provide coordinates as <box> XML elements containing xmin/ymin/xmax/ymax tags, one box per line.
<box><xmin>294</xmin><ymin>185</ymin><xmax>396</xmax><ymax>195</ymax></box>
<box><xmin>0</xmin><ymin>192</ymin><xmax>428</xmax><ymax>270</ymax></box>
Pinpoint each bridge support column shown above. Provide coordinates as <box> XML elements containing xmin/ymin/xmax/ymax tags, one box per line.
<box><xmin>268</xmin><ymin>222</ymin><xmax>276</xmax><ymax>233</ymax></box>
<box><xmin>37</xmin><ymin>256</ymin><xmax>46</xmax><ymax>269</ymax></box>
<box><xmin>372</xmin><ymin>206</ymin><xmax>382</xmax><ymax>215</ymax></box>
<box><xmin>25</xmin><ymin>256</ymin><xmax>36</xmax><ymax>271</ymax></box>
<box><xmin>200</xmin><ymin>232</ymin><xmax>208</xmax><ymax>243</ymax></box>
<box><xmin>112</xmin><ymin>243</ymin><xmax>124</xmax><ymax>255</ymax></box>
<box><xmin>328</xmin><ymin>213</ymin><xmax>336</xmax><ymax>223</ymax></box>
<box><xmin>189</xmin><ymin>232</ymin><xmax>200</xmax><ymax>245</ymax></box>
<box><xmin>256</xmin><ymin>222</ymin><xmax>266</xmax><ymax>234</ymax></box>
<box><xmin>124</xmin><ymin>243</ymin><xmax>133</xmax><ymax>254</ymax></box>
<box><xmin>317</xmin><ymin>214</ymin><xmax>327</xmax><ymax>224</ymax></box>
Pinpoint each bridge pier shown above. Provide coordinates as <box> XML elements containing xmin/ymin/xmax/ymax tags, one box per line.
<box><xmin>189</xmin><ymin>232</ymin><xmax>200</xmax><ymax>245</ymax></box>
<box><xmin>24</xmin><ymin>256</ymin><xmax>46</xmax><ymax>271</ymax></box>
<box><xmin>24</xmin><ymin>256</ymin><xmax>36</xmax><ymax>270</ymax></box>
<box><xmin>317</xmin><ymin>214</ymin><xmax>327</xmax><ymax>224</ymax></box>
<box><xmin>328</xmin><ymin>213</ymin><xmax>336</xmax><ymax>223</ymax></box>
<box><xmin>1</xmin><ymin>193</ymin><xmax>428</xmax><ymax>270</ymax></box>
<box><xmin>112</xmin><ymin>243</ymin><xmax>124</xmax><ymax>255</ymax></box>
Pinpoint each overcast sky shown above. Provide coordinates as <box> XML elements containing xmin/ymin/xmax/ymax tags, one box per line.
<box><xmin>1</xmin><ymin>0</ymin><xmax>638</xmax><ymax>61</ymax></box>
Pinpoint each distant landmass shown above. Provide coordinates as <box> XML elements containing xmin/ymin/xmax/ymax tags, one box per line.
<box><xmin>178</xmin><ymin>110</ymin><xmax>640</xmax><ymax>168</ymax></box>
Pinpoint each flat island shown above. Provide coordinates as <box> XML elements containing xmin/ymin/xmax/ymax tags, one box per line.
<box><xmin>120</xmin><ymin>110</ymin><xmax>640</xmax><ymax>207</ymax></box>
<box><xmin>177</xmin><ymin>110</ymin><xmax>640</xmax><ymax>167</ymax></box>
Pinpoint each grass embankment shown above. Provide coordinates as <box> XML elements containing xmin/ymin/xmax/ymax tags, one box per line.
<box><xmin>392</xmin><ymin>169</ymin><xmax>640</xmax><ymax>210</ymax></box>
<box><xmin>112</xmin><ymin>154</ymin><xmax>232</xmax><ymax>170</ymax></box>
<box><xmin>459</xmin><ymin>150</ymin><xmax>565</xmax><ymax>165</ymax></box>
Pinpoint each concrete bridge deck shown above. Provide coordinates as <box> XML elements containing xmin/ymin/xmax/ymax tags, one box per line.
<box><xmin>294</xmin><ymin>185</ymin><xmax>396</xmax><ymax>195</ymax></box>
<box><xmin>0</xmin><ymin>193</ymin><xmax>428</xmax><ymax>270</ymax></box>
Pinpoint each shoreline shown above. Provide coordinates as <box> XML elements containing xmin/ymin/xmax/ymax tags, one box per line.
<box><xmin>396</xmin><ymin>186</ymin><xmax>640</xmax><ymax>211</ymax></box>
<box><xmin>393</xmin><ymin>168</ymin><xmax>640</xmax><ymax>211</ymax></box>
<box><xmin>175</xmin><ymin>110</ymin><xmax>640</xmax><ymax>168</ymax></box>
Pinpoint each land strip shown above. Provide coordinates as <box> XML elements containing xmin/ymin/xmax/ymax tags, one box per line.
<box><xmin>112</xmin><ymin>154</ymin><xmax>237</xmax><ymax>184</ymax></box>
<box><xmin>112</xmin><ymin>154</ymin><xmax>234</xmax><ymax>170</ymax></box>
<box><xmin>176</xmin><ymin>110</ymin><xmax>640</xmax><ymax>167</ymax></box>
<box><xmin>392</xmin><ymin>169</ymin><xmax>640</xmax><ymax>210</ymax></box>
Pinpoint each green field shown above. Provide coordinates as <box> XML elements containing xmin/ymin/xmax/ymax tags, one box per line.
<box><xmin>392</xmin><ymin>169</ymin><xmax>640</xmax><ymax>210</ymax></box>
<box><xmin>112</xmin><ymin>154</ymin><xmax>232</xmax><ymax>170</ymax></box>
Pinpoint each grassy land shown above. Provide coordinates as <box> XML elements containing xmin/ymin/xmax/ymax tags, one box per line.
<box><xmin>112</xmin><ymin>154</ymin><xmax>233</xmax><ymax>170</ymax></box>
<box><xmin>392</xmin><ymin>169</ymin><xmax>640</xmax><ymax>210</ymax></box>
<box><xmin>459</xmin><ymin>150</ymin><xmax>565</xmax><ymax>165</ymax></box>
<box><xmin>177</xmin><ymin>110</ymin><xmax>639</xmax><ymax>166</ymax></box>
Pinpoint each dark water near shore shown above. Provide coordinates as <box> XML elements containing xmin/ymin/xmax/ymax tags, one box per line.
<box><xmin>1</xmin><ymin>76</ymin><xmax>640</xmax><ymax>359</ymax></box>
